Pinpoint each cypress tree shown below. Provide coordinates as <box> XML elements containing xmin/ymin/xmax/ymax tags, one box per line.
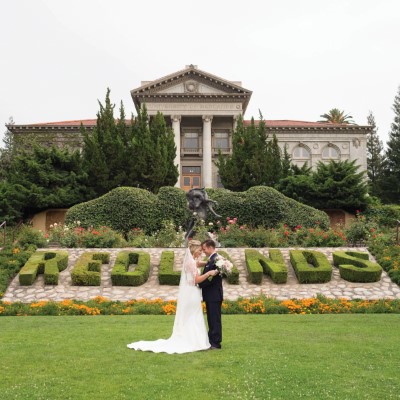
<box><xmin>366</xmin><ymin>111</ymin><xmax>385</xmax><ymax>198</ymax></box>
<box><xmin>382</xmin><ymin>86</ymin><xmax>400</xmax><ymax>203</ymax></box>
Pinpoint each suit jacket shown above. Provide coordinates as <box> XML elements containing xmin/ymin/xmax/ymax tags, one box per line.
<box><xmin>198</xmin><ymin>252</ymin><xmax>223</xmax><ymax>302</ymax></box>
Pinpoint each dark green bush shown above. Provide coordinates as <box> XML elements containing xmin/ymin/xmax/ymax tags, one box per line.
<box><xmin>66</xmin><ymin>185</ymin><xmax>329</xmax><ymax>235</ymax></box>
<box><xmin>244</xmin><ymin>249</ymin><xmax>264</xmax><ymax>284</ymax></box>
<box><xmin>19</xmin><ymin>251</ymin><xmax>68</xmax><ymax>285</ymax></box>
<box><xmin>71</xmin><ymin>252</ymin><xmax>110</xmax><ymax>286</ymax></box>
<box><xmin>332</xmin><ymin>251</ymin><xmax>383</xmax><ymax>283</ymax></box>
<box><xmin>111</xmin><ymin>251</ymin><xmax>150</xmax><ymax>286</ymax></box>
<box><xmin>365</xmin><ymin>204</ymin><xmax>400</xmax><ymax>228</ymax></box>
<box><xmin>289</xmin><ymin>250</ymin><xmax>332</xmax><ymax>283</ymax></box>
<box><xmin>158</xmin><ymin>251</ymin><xmax>180</xmax><ymax>285</ymax></box>
<box><xmin>218</xmin><ymin>250</ymin><xmax>239</xmax><ymax>284</ymax></box>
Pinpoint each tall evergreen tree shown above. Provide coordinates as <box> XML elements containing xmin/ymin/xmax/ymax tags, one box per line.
<box><xmin>381</xmin><ymin>86</ymin><xmax>400</xmax><ymax>204</ymax></box>
<box><xmin>216</xmin><ymin>114</ymin><xmax>285</xmax><ymax>191</ymax></box>
<box><xmin>366</xmin><ymin>111</ymin><xmax>385</xmax><ymax>198</ymax></box>
<box><xmin>0</xmin><ymin>145</ymin><xmax>92</xmax><ymax>221</ymax></box>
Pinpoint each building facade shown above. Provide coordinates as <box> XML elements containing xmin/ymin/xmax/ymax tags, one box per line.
<box><xmin>9</xmin><ymin>65</ymin><xmax>370</xmax><ymax>190</ymax></box>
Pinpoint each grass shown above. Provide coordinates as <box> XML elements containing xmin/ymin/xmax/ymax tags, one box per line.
<box><xmin>0</xmin><ymin>315</ymin><xmax>399</xmax><ymax>400</ymax></box>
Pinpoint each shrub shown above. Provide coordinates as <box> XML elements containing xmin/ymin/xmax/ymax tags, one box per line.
<box><xmin>71</xmin><ymin>252</ymin><xmax>110</xmax><ymax>286</ymax></box>
<box><xmin>111</xmin><ymin>251</ymin><xmax>150</xmax><ymax>286</ymax></box>
<box><xmin>218</xmin><ymin>250</ymin><xmax>239</xmax><ymax>284</ymax></box>
<box><xmin>16</xmin><ymin>225</ymin><xmax>47</xmax><ymax>248</ymax></box>
<box><xmin>345</xmin><ymin>210</ymin><xmax>377</xmax><ymax>245</ymax></box>
<box><xmin>289</xmin><ymin>250</ymin><xmax>332</xmax><ymax>283</ymax></box>
<box><xmin>244</xmin><ymin>249</ymin><xmax>287</xmax><ymax>284</ymax></box>
<box><xmin>365</xmin><ymin>204</ymin><xmax>400</xmax><ymax>228</ymax></box>
<box><xmin>66</xmin><ymin>185</ymin><xmax>330</xmax><ymax>235</ymax></box>
<box><xmin>332</xmin><ymin>251</ymin><xmax>383</xmax><ymax>283</ymax></box>
<box><xmin>244</xmin><ymin>249</ymin><xmax>264</xmax><ymax>284</ymax></box>
<box><xmin>158</xmin><ymin>251</ymin><xmax>180</xmax><ymax>285</ymax></box>
<box><xmin>19</xmin><ymin>251</ymin><xmax>68</xmax><ymax>285</ymax></box>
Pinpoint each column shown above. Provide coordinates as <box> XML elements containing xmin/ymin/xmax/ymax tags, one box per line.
<box><xmin>202</xmin><ymin>115</ymin><xmax>213</xmax><ymax>188</ymax></box>
<box><xmin>171</xmin><ymin>115</ymin><xmax>181</xmax><ymax>187</ymax></box>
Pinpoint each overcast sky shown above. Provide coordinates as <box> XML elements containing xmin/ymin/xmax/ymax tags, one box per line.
<box><xmin>1</xmin><ymin>0</ymin><xmax>399</xmax><ymax>147</ymax></box>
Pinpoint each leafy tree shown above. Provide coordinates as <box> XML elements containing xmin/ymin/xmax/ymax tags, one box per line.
<box><xmin>216</xmin><ymin>114</ymin><xmax>286</xmax><ymax>191</ymax></box>
<box><xmin>278</xmin><ymin>160</ymin><xmax>368</xmax><ymax>211</ymax></box>
<box><xmin>0</xmin><ymin>145</ymin><xmax>92</xmax><ymax>222</ymax></box>
<box><xmin>0</xmin><ymin>117</ymin><xmax>15</xmax><ymax>179</ymax></box>
<box><xmin>366</xmin><ymin>111</ymin><xmax>385</xmax><ymax>198</ymax></box>
<box><xmin>82</xmin><ymin>90</ymin><xmax>177</xmax><ymax>196</ymax></box>
<box><xmin>381</xmin><ymin>86</ymin><xmax>400</xmax><ymax>204</ymax></box>
<box><xmin>319</xmin><ymin>108</ymin><xmax>354</xmax><ymax>124</ymax></box>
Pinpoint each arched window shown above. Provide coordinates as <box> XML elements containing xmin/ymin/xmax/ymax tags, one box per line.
<box><xmin>322</xmin><ymin>144</ymin><xmax>340</xmax><ymax>160</ymax></box>
<box><xmin>292</xmin><ymin>144</ymin><xmax>311</xmax><ymax>167</ymax></box>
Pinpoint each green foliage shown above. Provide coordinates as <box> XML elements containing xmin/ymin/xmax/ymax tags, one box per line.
<box><xmin>381</xmin><ymin>86</ymin><xmax>400</xmax><ymax>204</ymax></box>
<box><xmin>332</xmin><ymin>251</ymin><xmax>383</xmax><ymax>283</ymax></box>
<box><xmin>365</xmin><ymin>204</ymin><xmax>400</xmax><ymax>227</ymax></box>
<box><xmin>16</xmin><ymin>225</ymin><xmax>48</xmax><ymax>248</ymax></box>
<box><xmin>289</xmin><ymin>250</ymin><xmax>332</xmax><ymax>283</ymax></box>
<box><xmin>82</xmin><ymin>90</ymin><xmax>177</xmax><ymax>196</ymax></box>
<box><xmin>0</xmin><ymin>145</ymin><xmax>92</xmax><ymax>221</ymax></box>
<box><xmin>278</xmin><ymin>159</ymin><xmax>368</xmax><ymax>211</ymax></box>
<box><xmin>71</xmin><ymin>252</ymin><xmax>110</xmax><ymax>286</ymax></box>
<box><xmin>0</xmin><ymin>245</ymin><xmax>37</xmax><ymax>297</ymax></box>
<box><xmin>345</xmin><ymin>210</ymin><xmax>377</xmax><ymax>245</ymax></box>
<box><xmin>319</xmin><ymin>108</ymin><xmax>354</xmax><ymax>124</ymax></box>
<box><xmin>218</xmin><ymin>250</ymin><xmax>239</xmax><ymax>284</ymax></box>
<box><xmin>244</xmin><ymin>249</ymin><xmax>264</xmax><ymax>284</ymax></box>
<box><xmin>366</xmin><ymin>111</ymin><xmax>385</xmax><ymax>198</ymax></box>
<box><xmin>158</xmin><ymin>251</ymin><xmax>180</xmax><ymax>285</ymax></box>
<box><xmin>216</xmin><ymin>115</ymin><xmax>288</xmax><ymax>191</ymax></box>
<box><xmin>245</xmin><ymin>249</ymin><xmax>287</xmax><ymax>284</ymax></box>
<box><xmin>18</xmin><ymin>251</ymin><xmax>68</xmax><ymax>285</ymax></box>
<box><xmin>111</xmin><ymin>251</ymin><xmax>151</xmax><ymax>286</ymax></box>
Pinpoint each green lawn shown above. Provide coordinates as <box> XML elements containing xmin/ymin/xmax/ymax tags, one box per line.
<box><xmin>0</xmin><ymin>315</ymin><xmax>399</xmax><ymax>400</ymax></box>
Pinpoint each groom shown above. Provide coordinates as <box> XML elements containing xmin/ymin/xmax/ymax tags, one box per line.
<box><xmin>197</xmin><ymin>239</ymin><xmax>223</xmax><ymax>350</ymax></box>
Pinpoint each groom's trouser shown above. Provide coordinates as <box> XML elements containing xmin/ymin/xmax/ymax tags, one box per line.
<box><xmin>205</xmin><ymin>301</ymin><xmax>222</xmax><ymax>347</ymax></box>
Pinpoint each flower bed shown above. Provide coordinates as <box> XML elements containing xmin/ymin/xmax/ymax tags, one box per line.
<box><xmin>1</xmin><ymin>295</ymin><xmax>400</xmax><ymax>316</ymax></box>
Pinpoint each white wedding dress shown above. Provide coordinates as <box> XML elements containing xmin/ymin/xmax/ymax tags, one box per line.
<box><xmin>127</xmin><ymin>249</ymin><xmax>210</xmax><ymax>354</ymax></box>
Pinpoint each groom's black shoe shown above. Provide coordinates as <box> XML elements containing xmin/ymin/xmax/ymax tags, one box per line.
<box><xmin>210</xmin><ymin>345</ymin><xmax>221</xmax><ymax>350</ymax></box>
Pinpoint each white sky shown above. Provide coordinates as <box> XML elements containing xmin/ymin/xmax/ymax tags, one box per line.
<box><xmin>1</xmin><ymin>0</ymin><xmax>399</xmax><ymax>146</ymax></box>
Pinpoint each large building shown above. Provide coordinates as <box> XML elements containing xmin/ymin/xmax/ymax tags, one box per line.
<box><xmin>9</xmin><ymin>65</ymin><xmax>370</xmax><ymax>190</ymax></box>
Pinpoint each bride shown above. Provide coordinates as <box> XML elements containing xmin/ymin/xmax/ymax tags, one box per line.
<box><xmin>127</xmin><ymin>240</ymin><xmax>218</xmax><ymax>354</ymax></box>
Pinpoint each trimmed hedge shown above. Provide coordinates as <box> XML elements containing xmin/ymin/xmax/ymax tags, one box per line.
<box><xmin>111</xmin><ymin>251</ymin><xmax>151</xmax><ymax>286</ymax></box>
<box><xmin>218</xmin><ymin>250</ymin><xmax>239</xmax><ymax>284</ymax></box>
<box><xmin>244</xmin><ymin>249</ymin><xmax>264</xmax><ymax>284</ymax></box>
<box><xmin>289</xmin><ymin>250</ymin><xmax>332</xmax><ymax>283</ymax></box>
<box><xmin>19</xmin><ymin>251</ymin><xmax>68</xmax><ymax>285</ymax></box>
<box><xmin>244</xmin><ymin>249</ymin><xmax>287</xmax><ymax>284</ymax></box>
<box><xmin>71</xmin><ymin>252</ymin><xmax>110</xmax><ymax>286</ymax></box>
<box><xmin>159</xmin><ymin>251</ymin><xmax>180</xmax><ymax>285</ymax></box>
<box><xmin>66</xmin><ymin>185</ymin><xmax>329</xmax><ymax>235</ymax></box>
<box><xmin>332</xmin><ymin>251</ymin><xmax>383</xmax><ymax>283</ymax></box>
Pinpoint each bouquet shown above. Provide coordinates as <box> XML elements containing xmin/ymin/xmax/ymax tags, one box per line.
<box><xmin>215</xmin><ymin>255</ymin><xmax>234</xmax><ymax>277</ymax></box>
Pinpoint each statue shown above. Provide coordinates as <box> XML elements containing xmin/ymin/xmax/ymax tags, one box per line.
<box><xmin>185</xmin><ymin>188</ymin><xmax>221</xmax><ymax>241</ymax></box>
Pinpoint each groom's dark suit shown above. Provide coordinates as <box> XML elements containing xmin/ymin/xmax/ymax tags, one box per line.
<box><xmin>198</xmin><ymin>252</ymin><xmax>223</xmax><ymax>348</ymax></box>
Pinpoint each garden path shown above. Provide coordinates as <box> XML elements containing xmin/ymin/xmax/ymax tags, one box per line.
<box><xmin>3</xmin><ymin>247</ymin><xmax>400</xmax><ymax>303</ymax></box>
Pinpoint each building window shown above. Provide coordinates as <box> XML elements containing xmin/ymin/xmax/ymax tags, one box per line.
<box><xmin>183</xmin><ymin>132</ymin><xmax>199</xmax><ymax>150</ymax></box>
<box><xmin>182</xmin><ymin>166</ymin><xmax>201</xmax><ymax>175</ymax></box>
<box><xmin>214</xmin><ymin>132</ymin><xmax>229</xmax><ymax>151</ymax></box>
<box><xmin>292</xmin><ymin>145</ymin><xmax>311</xmax><ymax>167</ymax></box>
<box><xmin>322</xmin><ymin>145</ymin><xmax>340</xmax><ymax>160</ymax></box>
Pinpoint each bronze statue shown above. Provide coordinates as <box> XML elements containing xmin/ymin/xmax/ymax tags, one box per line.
<box><xmin>185</xmin><ymin>188</ymin><xmax>221</xmax><ymax>241</ymax></box>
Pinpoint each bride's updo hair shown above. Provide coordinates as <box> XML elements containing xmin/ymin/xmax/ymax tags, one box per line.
<box><xmin>188</xmin><ymin>239</ymin><xmax>202</xmax><ymax>256</ymax></box>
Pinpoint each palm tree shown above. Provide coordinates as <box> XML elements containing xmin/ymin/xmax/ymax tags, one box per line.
<box><xmin>319</xmin><ymin>108</ymin><xmax>354</xmax><ymax>124</ymax></box>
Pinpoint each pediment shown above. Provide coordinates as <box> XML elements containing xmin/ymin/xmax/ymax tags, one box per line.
<box><xmin>156</xmin><ymin>79</ymin><xmax>227</xmax><ymax>95</ymax></box>
<box><xmin>131</xmin><ymin>66</ymin><xmax>252</xmax><ymax>97</ymax></box>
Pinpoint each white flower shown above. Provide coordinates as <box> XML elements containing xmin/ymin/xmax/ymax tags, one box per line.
<box><xmin>208</xmin><ymin>222</ymin><xmax>214</xmax><ymax>226</ymax></box>
<box><xmin>54</xmin><ymin>223</ymin><xmax>58</xmax><ymax>227</ymax></box>
<box><xmin>193</xmin><ymin>212</ymin><xmax>197</xmax><ymax>216</ymax></box>
<box><xmin>50</xmin><ymin>224</ymin><xmax>54</xmax><ymax>229</ymax></box>
<box><xmin>76</xmin><ymin>221</ymin><xmax>81</xmax><ymax>226</ymax></box>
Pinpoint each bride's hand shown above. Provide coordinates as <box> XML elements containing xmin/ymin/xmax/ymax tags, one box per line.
<box><xmin>208</xmin><ymin>270</ymin><xmax>218</xmax><ymax>277</ymax></box>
